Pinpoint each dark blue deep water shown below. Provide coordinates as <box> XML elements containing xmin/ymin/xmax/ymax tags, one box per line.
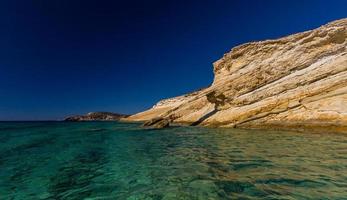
<box><xmin>0</xmin><ymin>122</ymin><xmax>347</xmax><ymax>199</ymax></box>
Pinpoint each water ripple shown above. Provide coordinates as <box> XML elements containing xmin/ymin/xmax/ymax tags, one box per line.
<box><xmin>0</xmin><ymin>122</ymin><xmax>346</xmax><ymax>199</ymax></box>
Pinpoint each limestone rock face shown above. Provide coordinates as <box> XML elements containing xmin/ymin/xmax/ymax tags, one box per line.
<box><xmin>126</xmin><ymin>19</ymin><xmax>347</xmax><ymax>132</ymax></box>
<box><xmin>65</xmin><ymin>112</ymin><xmax>129</xmax><ymax>121</ymax></box>
<box><xmin>142</xmin><ymin>117</ymin><xmax>170</xmax><ymax>129</ymax></box>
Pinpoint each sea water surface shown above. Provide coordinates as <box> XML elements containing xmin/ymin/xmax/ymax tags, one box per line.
<box><xmin>0</xmin><ymin>122</ymin><xmax>346</xmax><ymax>200</ymax></box>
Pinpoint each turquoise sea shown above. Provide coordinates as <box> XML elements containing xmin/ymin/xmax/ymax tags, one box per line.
<box><xmin>0</xmin><ymin>122</ymin><xmax>346</xmax><ymax>200</ymax></box>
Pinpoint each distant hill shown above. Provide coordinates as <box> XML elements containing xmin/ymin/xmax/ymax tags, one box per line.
<box><xmin>64</xmin><ymin>112</ymin><xmax>129</xmax><ymax>121</ymax></box>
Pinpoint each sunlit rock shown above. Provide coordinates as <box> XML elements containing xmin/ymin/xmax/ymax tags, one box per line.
<box><xmin>126</xmin><ymin>18</ymin><xmax>347</xmax><ymax>132</ymax></box>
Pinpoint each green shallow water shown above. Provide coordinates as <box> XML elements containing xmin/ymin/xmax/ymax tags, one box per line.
<box><xmin>0</xmin><ymin>122</ymin><xmax>347</xmax><ymax>200</ymax></box>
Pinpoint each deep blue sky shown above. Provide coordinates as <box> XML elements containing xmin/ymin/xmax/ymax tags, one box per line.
<box><xmin>0</xmin><ymin>0</ymin><xmax>346</xmax><ymax>120</ymax></box>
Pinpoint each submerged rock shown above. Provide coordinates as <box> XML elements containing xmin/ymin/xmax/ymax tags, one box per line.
<box><xmin>126</xmin><ymin>18</ymin><xmax>347</xmax><ymax>132</ymax></box>
<box><xmin>142</xmin><ymin>117</ymin><xmax>170</xmax><ymax>129</ymax></box>
<box><xmin>64</xmin><ymin>112</ymin><xmax>129</xmax><ymax>122</ymax></box>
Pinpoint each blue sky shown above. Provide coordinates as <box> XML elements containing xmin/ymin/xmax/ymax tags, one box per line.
<box><xmin>0</xmin><ymin>0</ymin><xmax>346</xmax><ymax>120</ymax></box>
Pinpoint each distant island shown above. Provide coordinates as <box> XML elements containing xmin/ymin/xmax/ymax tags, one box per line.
<box><xmin>64</xmin><ymin>112</ymin><xmax>129</xmax><ymax>122</ymax></box>
<box><xmin>125</xmin><ymin>18</ymin><xmax>347</xmax><ymax>132</ymax></box>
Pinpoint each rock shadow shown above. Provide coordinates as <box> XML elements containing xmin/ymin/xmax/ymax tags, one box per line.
<box><xmin>191</xmin><ymin>108</ymin><xmax>218</xmax><ymax>126</ymax></box>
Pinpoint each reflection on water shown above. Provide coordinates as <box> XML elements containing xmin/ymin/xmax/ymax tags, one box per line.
<box><xmin>0</xmin><ymin>122</ymin><xmax>346</xmax><ymax>199</ymax></box>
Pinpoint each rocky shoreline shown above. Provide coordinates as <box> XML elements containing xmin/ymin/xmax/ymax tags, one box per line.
<box><xmin>125</xmin><ymin>18</ymin><xmax>347</xmax><ymax>132</ymax></box>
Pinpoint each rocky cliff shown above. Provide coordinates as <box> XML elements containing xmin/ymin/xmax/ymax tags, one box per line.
<box><xmin>126</xmin><ymin>19</ymin><xmax>347</xmax><ymax>132</ymax></box>
<box><xmin>65</xmin><ymin>112</ymin><xmax>129</xmax><ymax>121</ymax></box>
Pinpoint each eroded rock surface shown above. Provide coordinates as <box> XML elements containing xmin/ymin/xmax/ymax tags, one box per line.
<box><xmin>126</xmin><ymin>19</ymin><xmax>347</xmax><ymax>132</ymax></box>
<box><xmin>142</xmin><ymin>117</ymin><xmax>170</xmax><ymax>129</ymax></box>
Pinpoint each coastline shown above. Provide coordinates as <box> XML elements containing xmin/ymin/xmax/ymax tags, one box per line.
<box><xmin>121</xmin><ymin>118</ymin><xmax>347</xmax><ymax>134</ymax></box>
